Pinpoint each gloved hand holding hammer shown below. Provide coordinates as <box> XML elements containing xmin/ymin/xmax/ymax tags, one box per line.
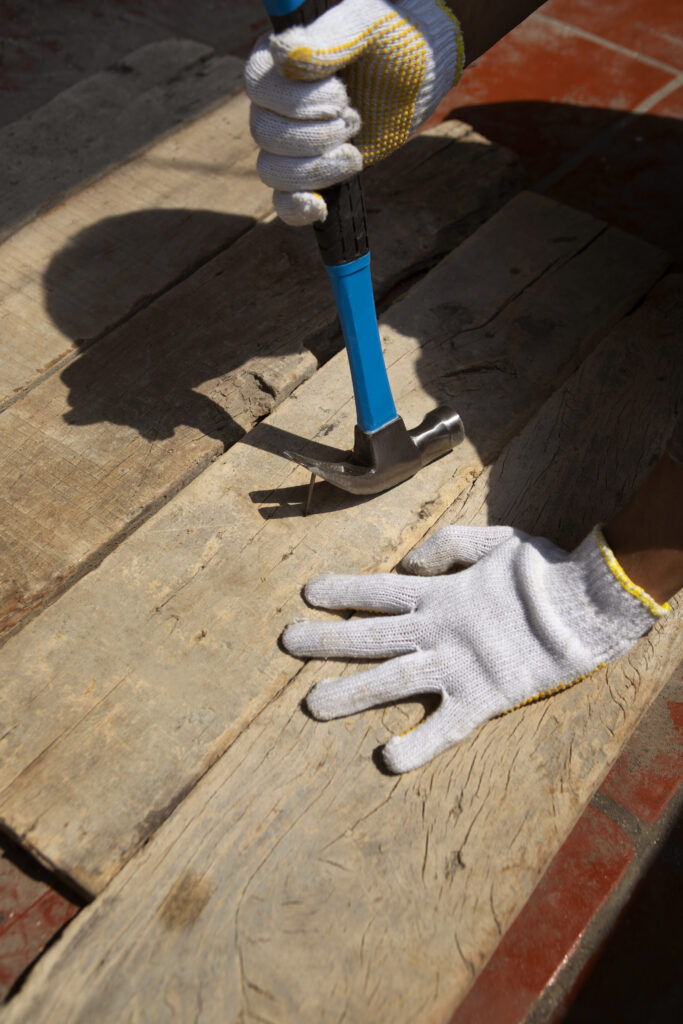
<box><xmin>246</xmin><ymin>0</ymin><xmax>465</xmax><ymax>225</ymax></box>
<box><xmin>249</xmin><ymin>2</ymin><xmax>683</xmax><ymax>772</ymax></box>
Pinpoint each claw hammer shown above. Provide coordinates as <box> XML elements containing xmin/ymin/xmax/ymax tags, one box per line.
<box><xmin>262</xmin><ymin>0</ymin><xmax>465</xmax><ymax>505</ymax></box>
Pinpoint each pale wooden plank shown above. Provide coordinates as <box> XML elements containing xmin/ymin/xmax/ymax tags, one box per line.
<box><xmin>0</xmin><ymin>119</ymin><xmax>520</xmax><ymax>638</ymax></box>
<box><xmin>5</xmin><ymin>275</ymin><xmax>680</xmax><ymax>1024</ymax></box>
<box><xmin>0</xmin><ymin>88</ymin><xmax>269</xmax><ymax>404</ymax></box>
<box><xmin>0</xmin><ymin>193</ymin><xmax>670</xmax><ymax>894</ymax></box>
<box><xmin>0</xmin><ymin>115</ymin><xmax>522</xmax><ymax>406</ymax></box>
<box><xmin>0</xmin><ymin>121</ymin><xmax>524</xmax><ymax>640</ymax></box>
<box><xmin>0</xmin><ymin>42</ymin><xmax>247</xmax><ymax>244</ymax></box>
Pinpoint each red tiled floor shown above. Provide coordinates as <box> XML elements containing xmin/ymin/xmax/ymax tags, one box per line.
<box><xmin>645</xmin><ymin>80</ymin><xmax>683</xmax><ymax>117</ymax></box>
<box><xmin>448</xmin><ymin>806</ymin><xmax>634</xmax><ymax>1024</ymax></box>
<box><xmin>429</xmin><ymin>14</ymin><xmax>674</xmax><ymax>180</ymax></box>
<box><xmin>542</xmin><ymin>0</ymin><xmax>683</xmax><ymax>71</ymax></box>
<box><xmin>0</xmin><ymin>891</ymin><xmax>77</xmax><ymax>998</ymax></box>
<box><xmin>600</xmin><ymin>669</ymin><xmax>683</xmax><ymax>824</ymax></box>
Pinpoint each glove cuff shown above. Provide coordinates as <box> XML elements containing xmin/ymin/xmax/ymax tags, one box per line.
<box><xmin>567</xmin><ymin>527</ymin><xmax>670</xmax><ymax>661</ymax></box>
<box><xmin>591</xmin><ymin>524</ymin><xmax>671</xmax><ymax>616</ymax></box>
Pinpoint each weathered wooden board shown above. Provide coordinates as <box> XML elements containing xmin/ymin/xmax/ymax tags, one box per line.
<box><xmin>5</xmin><ymin>276</ymin><xmax>681</xmax><ymax>1024</ymax></box>
<box><xmin>0</xmin><ymin>193</ymin><xmax>670</xmax><ymax>895</ymax></box>
<box><xmin>0</xmin><ymin>42</ymin><xmax>248</xmax><ymax>244</ymax></box>
<box><xmin>0</xmin><ymin>115</ymin><xmax>522</xmax><ymax>408</ymax></box>
<box><xmin>0</xmin><ymin>120</ymin><xmax>524</xmax><ymax>640</ymax></box>
<box><xmin>0</xmin><ymin>88</ymin><xmax>269</xmax><ymax>405</ymax></box>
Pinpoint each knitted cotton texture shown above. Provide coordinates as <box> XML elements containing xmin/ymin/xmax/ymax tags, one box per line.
<box><xmin>283</xmin><ymin>525</ymin><xmax>669</xmax><ymax>773</ymax></box>
<box><xmin>246</xmin><ymin>0</ymin><xmax>464</xmax><ymax>224</ymax></box>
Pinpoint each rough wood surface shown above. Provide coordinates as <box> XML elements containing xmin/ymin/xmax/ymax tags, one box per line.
<box><xmin>0</xmin><ymin>121</ymin><xmax>524</xmax><ymax>641</ymax></box>
<box><xmin>0</xmin><ymin>88</ymin><xmax>269</xmax><ymax>406</ymax></box>
<box><xmin>0</xmin><ymin>41</ymin><xmax>247</xmax><ymax>244</ymax></box>
<box><xmin>5</xmin><ymin>275</ymin><xmax>680</xmax><ymax>1024</ymax></box>
<box><xmin>0</xmin><ymin>194</ymin><xmax>669</xmax><ymax>895</ymax></box>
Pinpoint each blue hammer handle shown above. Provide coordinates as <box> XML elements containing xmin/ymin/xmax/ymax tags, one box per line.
<box><xmin>262</xmin><ymin>0</ymin><xmax>398</xmax><ymax>433</ymax></box>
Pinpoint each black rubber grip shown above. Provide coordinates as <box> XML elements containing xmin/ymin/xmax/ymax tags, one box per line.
<box><xmin>270</xmin><ymin>0</ymin><xmax>336</xmax><ymax>33</ymax></box>
<box><xmin>268</xmin><ymin>0</ymin><xmax>369</xmax><ymax>265</ymax></box>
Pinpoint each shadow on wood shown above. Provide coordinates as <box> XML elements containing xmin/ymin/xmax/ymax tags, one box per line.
<box><xmin>446</xmin><ymin>101</ymin><xmax>683</xmax><ymax>267</ymax></box>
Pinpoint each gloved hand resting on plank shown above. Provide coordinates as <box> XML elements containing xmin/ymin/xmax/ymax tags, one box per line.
<box><xmin>245</xmin><ymin>0</ymin><xmax>465</xmax><ymax>224</ymax></box>
<box><xmin>283</xmin><ymin>523</ymin><xmax>671</xmax><ymax>774</ymax></box>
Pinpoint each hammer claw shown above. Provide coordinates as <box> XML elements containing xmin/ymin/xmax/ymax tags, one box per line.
<box><xmin>284</xmin><ymin>407</ymin><xmax>465</xmax><ymax>498</ymax></box>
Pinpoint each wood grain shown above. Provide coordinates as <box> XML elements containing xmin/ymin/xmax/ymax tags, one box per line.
<box><xmin>0</xmin><ymin>193</ymin><xmax>669</xmax><ymax>895</ymax></box>
<box><xmin>0</xmin><ymin>90</ymin><xmax>270</xmax><ymax>406</ymax></box>
<box><xmin>0</xmin><ymin>43</ymin><xmax>248</xmax><ymax>244</ymax></box>
<box><xmin>5</xmin><ymin>275</ymin><xmax>680</xmax><ymax>1024</ymax></box>
<box><xmin>0</xmin><ymin>121</ymin><xmax>524</xmax><ymax>641</ymax></box>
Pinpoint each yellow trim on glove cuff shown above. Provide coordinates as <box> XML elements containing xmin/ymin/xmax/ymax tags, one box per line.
<box><xmin>433</xmin><ymin>0</ymin><xmax>465</xmax><ymax>85</ymax></box>
<box><xmin>594</xmin><ymin>525</ymin><xmax>671</xmax><ymax>617</ymax></box>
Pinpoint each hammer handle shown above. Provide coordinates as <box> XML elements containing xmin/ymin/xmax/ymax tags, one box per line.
<box><xmin>262</xmin><ymin>0</ymin><xmax>399</xmax><ymax>432</ymax></box>
<box><xmin>264</xmin><ymin>0</ymin><xmax>369</xmax><ymax>265</ymax></box>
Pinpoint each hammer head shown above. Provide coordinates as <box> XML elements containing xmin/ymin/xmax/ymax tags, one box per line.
<box><xmin>284</xmin><ymin>406</ymin><xmax>465</xmax><ymax>496</ymax></box>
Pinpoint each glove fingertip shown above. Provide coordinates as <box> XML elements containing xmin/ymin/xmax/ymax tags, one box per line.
<box><xmin>303</xmin><ymin>573</ymin><xmax>337</xmax><ymax>606</ymax></box>
<box><xmin>269</xmin><ymin>27</ymin><xmax>308</xmax><ymax>63</ymax></box>
<box><xmin>382</xmin><ymin>735</ymin><xmax>425</xmax><ymax>775</ymax></box>
<box><xmin>281</xmin><ymin>620</ymin><xmax>311</xmax><ymax>657</ymax></box>
<box><xmin>305</xmin><ymin>681</ymin><xmax>337</xmax><ymax>721</ymax></box>
<box><xmin>270</xmin><ymin>28</ymin><xmax>324</xmax><ymax>81</ymax></box>
<box><xmin>400</xmin><ymin>550</ymin><xmax>442</xmax><ymax>576</ymax></box>
<box><xmin>343</xmin><ymin>105</ymin><xmax>362</xmax><ymax>135</ymax></box>
<box><xmin>273</xmin><ymin>190</ymin><xmax>327</xmax><ymax>226</ymax></box>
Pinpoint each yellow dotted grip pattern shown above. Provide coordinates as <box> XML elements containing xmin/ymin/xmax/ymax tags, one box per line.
<box><xmin>283</xmin><ymin>10</ymin><xmax>461</xmax><ymax>165</ymax></box>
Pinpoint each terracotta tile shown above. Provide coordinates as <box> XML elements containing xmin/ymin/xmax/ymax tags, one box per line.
<box><xmin>646</xmin><ymin>81</ymin><xmax>683</xmax><ymax>117</ymax></box>
<box><xmin>427</xmin><ymin>16</ymin><xmax>673</xmax><ymax>180</ymax></box>
<box><xmin>0</xmin><ymin>863</ymin><xmax>46</xmax><ymax>936</ymax></box>
<box><xmin>548</xmin><ymin>89</ymin><xmax>683</xmax><ymax>266</ymax></box>
<box><xmin>600</xmin><ymin>672</ymin><xmax>683</xmax><ymax>824</ymax></box>
<box><xmin>448</xmin><ymin>806</ymin><xmax>634</xmax><ymax>1024</ymax></box>
<box><xmin>0</xmin><ymin>842</ymin><xmax>80</xmax><ymax>1000</ymax></box>
<box><xmin>543</xmin><ymin>0</ymin><xmax>683</xmax><ymax>71</ymax></box>
<box><xmin>0</xmin><ymin>891</ymin><xmax>77</xmax><ymax>996</ymax></box>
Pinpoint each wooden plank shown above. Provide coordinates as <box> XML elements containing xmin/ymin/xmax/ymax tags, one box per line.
<box><xmin>5</xmin><ymin>275</ymin><xmax>680</xmax><ymax>1024</ymax></box>
<box><xmin>0</xmin><ymin>114</ymin><xmax>522</xmax><ymax>407</ymax></box>
<box><xmin>0</xmin><ymin>88</ymin><xmax>270</xmax><ymax>406</ymax></box>
<box><xmin>0</xmin><ymin>194</ymin><xmax>670</xmax><ymax>895</ymax></box>
<box><xmin>0</xmin><ymin>42</ymin><xmax>248</xmax><ymax>244</ymax></box>
<box><xmin>0</xmin><ymin>120</ymin><xmax>524</xmax><ymax>640</ymax></box>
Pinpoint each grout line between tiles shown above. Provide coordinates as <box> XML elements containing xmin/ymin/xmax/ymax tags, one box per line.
<box><xmin>631</xmin><ymin>72</ymin><xmax>683</xmax><ymax>112</ymax></box>
<box><xmin>533</xmin><ymin>11</ymin><xmax>682</xmax><ymax>75</ymax></box>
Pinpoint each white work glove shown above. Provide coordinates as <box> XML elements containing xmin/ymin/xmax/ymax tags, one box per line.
<box><xmin>245</xmin><ymin>0</ymin><xmax>465</xmax><ymax>225</ymax></box>
<box><xmin>283</xmin><ymin>525</ymin><xmax>670</xmax><ymax>773</ymax></box>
